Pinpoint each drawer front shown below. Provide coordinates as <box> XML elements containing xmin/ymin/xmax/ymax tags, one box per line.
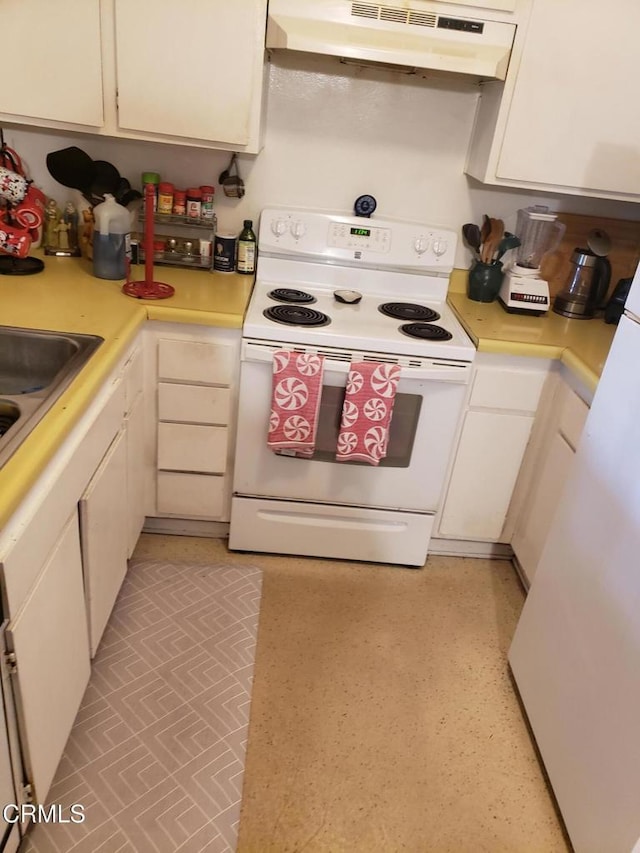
<box><xmin>558</xmin><ymin>385</ymin><xmax>589</xmax><ymax>450</ymax></box>
<box><xmin>157</xmin><ymin>422</ymin><xmax>228</xmax><ymax>473</ymax></box>
<box><xmin>158</xmin><ymin>383</ymin><xmax>231</xmax><ymax>425</ymax></box>
<box><xmin>157</xmin><ymin>471</ymin><xmax>225</xmax><ymax>518</ymax></box>
<box><xmin>470</xmin><ymin>366</ymin><xmax>547</xmax><ymax>413</ymax></box>
<box><xmin>158</xmin><ymin>338</ymin><xmax>235</xmax><ymax>385</ymax></box>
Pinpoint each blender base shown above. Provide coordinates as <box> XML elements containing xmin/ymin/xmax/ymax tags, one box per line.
<box><xmin>497</xmin><ymin>296</ymin><xmax>546</xmax><ymax>317</ymax></box>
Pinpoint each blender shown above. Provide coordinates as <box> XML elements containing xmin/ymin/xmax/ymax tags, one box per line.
<box><xmin>498</xmin><ymin>206</ymin><xmax>565</xmax><ymax>315</ymax></box>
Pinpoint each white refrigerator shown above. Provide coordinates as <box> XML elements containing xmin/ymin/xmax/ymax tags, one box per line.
<box><xmin>509</xmin><ymin>263</ymin><xmax>640</xmax><ymax>853</ymax></box>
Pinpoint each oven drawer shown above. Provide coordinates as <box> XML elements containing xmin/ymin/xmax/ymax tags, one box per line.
<box><xmin>229</xmin><ymin>496</ymin><xmax>434</xmax><ymax>567</ymax></box>
<box><xmin>157</xmin><ymin>472</ymin><xmax>225</xmax><ymax>518</ymax></box>
<box><xmin>158</xmin><ymin>383</ymin><xmax>231</xmax><ymax>425</ymax></box>
<box><xmin>157</xmin><ymin>423</ymin><xmax>228</xmax><ymax>473</ymax></box>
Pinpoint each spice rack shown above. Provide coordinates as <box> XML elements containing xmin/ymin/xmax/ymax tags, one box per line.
<box><xmin>135</xmin><ymin>212</ymin><xmax>216</xmax><ymax>271</ymax></box>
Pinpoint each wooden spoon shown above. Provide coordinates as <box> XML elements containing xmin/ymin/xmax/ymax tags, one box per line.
<box><xmin>479</xmin><ymin>215</ymin><xmax>493</xmax><ymax>263</ymax></box>
<box><xmin>489</xmin><ymin>218</ymin><xmax>505</xmax><ymax>262</ymax></box>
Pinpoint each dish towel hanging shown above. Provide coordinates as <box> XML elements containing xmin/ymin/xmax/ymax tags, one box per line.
<box><xmin>268</xmin><ymin>350</ymin><xmax>325</xmax><ymax>457</ymax></box>
<box><xmin>336</xmin><ymin>361</ymin><xmax>401</xmax><ymax>465</ymax></box>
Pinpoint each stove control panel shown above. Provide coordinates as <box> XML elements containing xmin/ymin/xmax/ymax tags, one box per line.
<box><xmin>328</xmin><ymin>221</ymin><xmax>391</xmax><ymax>253</ymax></box>
<box><xmin>260</xmin><ymin>209</ymin><xmax>457</xmax><ymax>272</ymax></box>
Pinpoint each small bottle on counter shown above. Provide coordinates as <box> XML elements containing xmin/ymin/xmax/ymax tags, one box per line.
<box><xmin>157</xmin><ymin>182</ymin><xmax>174</xmax><ymax>215</ymax></box>
<box><xmin>236</xmin><ymin>219</ymin><xmax>257</xmax><ymax>275</ymax></box>
<box><xmin>172</xmin><ymin>190</ymin><xmax>186</xmax><ymax>217</ymax></box>
<box><xmin>185</xmin><ymin>188</ymin><xmax>202</xmax><ymax>220</ymax></box>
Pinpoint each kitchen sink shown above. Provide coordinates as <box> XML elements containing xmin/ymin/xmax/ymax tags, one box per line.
<box><xmin>0</xmin><ymin>327</ymin><xmax>104</xmax><ymax>469</ymax></box>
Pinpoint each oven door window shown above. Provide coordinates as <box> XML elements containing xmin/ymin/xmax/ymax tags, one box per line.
<box><xmin>277</xmin><ymin>384</ymin><xmax>422</xmax><ymax>468</ymax></box>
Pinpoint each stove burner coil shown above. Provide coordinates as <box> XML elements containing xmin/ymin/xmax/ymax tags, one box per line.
<box><xmin>268</xmin><ymin>288</ymin><xmax>316</xmax><ymax>304</ymax></box>
<box><xmin>400</xmin><ymin>322</ymin><xmax>453</xmax><ymax>341</ymax></box>
<box><xmin>263</xmin><ymin>305</ymin><xmax>330</xmax><ymax>327</ymax></box>
<box><xmin>378</xmin><ymin>302</ymin><xmax>440</xmax><ymax>322</ymax></box>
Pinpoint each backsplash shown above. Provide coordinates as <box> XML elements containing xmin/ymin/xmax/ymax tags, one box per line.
<box><xmin>5</xmin><ymin>53</ymin><xmax>640</xmax><ymax>269</ymax></box>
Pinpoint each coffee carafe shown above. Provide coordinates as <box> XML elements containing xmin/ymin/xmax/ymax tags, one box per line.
<box><xmin>553</xmin><ymin>248</ymin><xmax>611</xmax><ymax>319</ymax></box>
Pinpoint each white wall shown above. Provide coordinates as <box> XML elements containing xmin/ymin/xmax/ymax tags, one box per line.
<box><xmin>5</xmin><ymin>53</ymin><xmax>640</xmax><ymax>268</ymax></box>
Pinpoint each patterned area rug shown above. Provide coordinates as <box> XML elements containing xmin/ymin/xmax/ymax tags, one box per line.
<box><xmin>22</xmin><ymin>557</ymin><xmax>263</xmax><ymax>853</ymax></box>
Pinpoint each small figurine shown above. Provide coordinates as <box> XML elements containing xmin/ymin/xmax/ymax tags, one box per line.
<box><xmin>55</xmin><ymin>218</ymin><xmax>70</xmax><ymax>250</ymax></box>
<box><xmin>80</xmin><ymin>208</ymin><xmax>94</xmax><ymax>260</ymax></box>
<box><xmin>61</xmin><ymin>201</ymin><xmax>80</xmax><ymax>253</ymax></box>
<box><xmin>44</xmin><ymin>198</ymin><xmax>60</xmax><ymax>249</ymax></box>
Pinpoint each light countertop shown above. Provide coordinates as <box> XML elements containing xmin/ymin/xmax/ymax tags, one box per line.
<box><xmin>448</xmin><ymin>270</ymin><xmax>617</xmax><ymax>392</ymax></box>
<box><xmin>0</xmin><ymin>253</ymin><xmax>252</xmax><ymax>528</ymax></box>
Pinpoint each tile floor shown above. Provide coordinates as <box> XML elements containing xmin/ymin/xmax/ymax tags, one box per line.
<box><xmin>21</xmin><ymin>535</ymin><xmax>570</xmax><ymax>852</ymax></box>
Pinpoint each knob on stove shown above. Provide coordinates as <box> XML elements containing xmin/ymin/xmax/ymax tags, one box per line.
<box><xmin>271</xmin><ymin>218</ymin><xmax>288</xmax><ymax>237</ymax></box>
<box><xmin>290</xmin><ymin>219</ymin><xmax>306</xmax><ymax>240</ymax></box>
<box><xmin>413</xmin><ymin>236</ymin><xmax>429</xmax><ymax>255</ymax></box>
<box><xmin>432</xmin><ymin>238</ymin><xmax>448</xmax><ymax>257</ymax></box>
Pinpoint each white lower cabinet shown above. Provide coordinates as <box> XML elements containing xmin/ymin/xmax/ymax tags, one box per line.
<box><xmin>510</xmin><ymin>372</ymin><xmax>590</xmax><ymax>585</ymax></box>
<box><xmin>439</xmin><ymin>409</ymin><xmax>536</xmax><ymax>541</ymax></box>
<box><xmin>79</xmin><ymin>428</ymin><xmax>129</xmax><ymax>657</ymax></box>
<box><xmin>0</xmin><ymin>330</ymin><xmax>148</xmax><ymax>812</ymax></box>
<box><xmin>437</xmin><ymin>355</ymin><xmax>550</xmax><ymax>543</ymax></box>
<box><xmin>148</xmin><ymin>323</ymin><xmax>240</xmax><ymax>523</ymax></box>
<box><xmin>7</xmin><ymin>515</ymin><xmax>91</xmax><ymax>805</ymax></box>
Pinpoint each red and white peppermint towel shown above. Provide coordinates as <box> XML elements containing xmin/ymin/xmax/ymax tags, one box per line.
<box><xmin>336</xmin><ymin>361</ymin><xmax>401</xmax><ymax>465</ymax></box>
<box><xmin>268</xmin><ymin>350</ymin><xmax>325</xmax><ymax>457</ymax></box>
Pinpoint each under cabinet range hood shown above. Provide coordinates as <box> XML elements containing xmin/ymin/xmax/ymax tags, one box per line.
<box><xmin>266</xmin><ymin>0</ymin><xmax>517</xmax><ymax>80</ymax></box>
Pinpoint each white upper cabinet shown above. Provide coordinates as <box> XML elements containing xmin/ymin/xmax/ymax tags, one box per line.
<box><xmin>0</xmin><ymin>0</ymin><xmax>267</xmax><ymax>153</ymax></box>
<box><xmin>114</xmin><ymin>0</ymin><xmax>266</xmax><ymax>148</ymax></box>
<box><xmin>0</xmin><ymin>0</ymin><xmax>104</xmax><ymax>127</ymax></box>
<box><xmin>466</xmin><ymin>0</ymin><xmax>640</xmax><ymax>201</ymax></box>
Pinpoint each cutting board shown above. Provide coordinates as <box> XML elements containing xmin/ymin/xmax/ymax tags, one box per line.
<box><xmin>539</xmin><ymin>213</ymin><xmax>640</xmax><ymax>301</ymax></box>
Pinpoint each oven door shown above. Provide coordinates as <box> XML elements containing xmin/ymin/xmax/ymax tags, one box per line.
<box><xmin>233</xmin><ymin>341</ymin><xmax>472</xmax><ymax>512</ymax></box>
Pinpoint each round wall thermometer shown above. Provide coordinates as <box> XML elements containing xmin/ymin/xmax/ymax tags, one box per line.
<box><xmin>354</xmin><ymin>195</ymin><xmax>377</xmax><ymax>218</ymax></box>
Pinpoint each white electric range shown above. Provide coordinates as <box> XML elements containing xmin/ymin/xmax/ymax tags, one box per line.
<box><xmin>229</xmin><ymin>207</ymin><xmax>476</xmax><ymax>567</ymax></box>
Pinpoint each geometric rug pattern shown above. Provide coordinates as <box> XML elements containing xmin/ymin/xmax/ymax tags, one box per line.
<box><xmin>22</xmin><ymin>557</ymin><xmax>263</xmax><ymax>853</ymax></box>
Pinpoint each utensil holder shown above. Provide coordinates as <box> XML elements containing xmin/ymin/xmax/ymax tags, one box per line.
<box><xmin>468</xmin><ymin>261</ymin><xmax>504</xmax><ymax>303</ymax></box>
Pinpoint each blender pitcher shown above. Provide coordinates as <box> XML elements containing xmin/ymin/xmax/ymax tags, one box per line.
<box><xmin>514</xmin><ymin>206</ymin><xmax>565</xmax><ymax>271</ymax></box>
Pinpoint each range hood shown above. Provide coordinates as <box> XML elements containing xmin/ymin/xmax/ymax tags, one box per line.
<box><xmin>266</xmin><ymin>0</ymin><xmax>517</xmax><ymax>81</ymax></box>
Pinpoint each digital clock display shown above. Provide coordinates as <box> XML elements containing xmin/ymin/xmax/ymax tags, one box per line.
<box><xmin>350</xmin><ymin>227</ymin><xmax>371</xmax><ymax>237</ymax></box>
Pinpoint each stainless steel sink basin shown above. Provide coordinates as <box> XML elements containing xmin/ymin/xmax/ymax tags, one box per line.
<box><xmin>0</xmin><ymin>327</ymin><xmax>104</xmax><ymax>468</ymax></box>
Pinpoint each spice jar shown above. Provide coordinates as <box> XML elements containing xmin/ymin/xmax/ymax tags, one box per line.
<box><xmin>172</xmin><ymin>190</ymin><xmax>186</xmax><ymax>217</ymax></box>
<box><xmin>200</xmin><ymin>185</ymin><xmax>215</xmax><ymax>221</ymax></box>
<box><xmin>157</xmin><ymin>182</ymin><xmax>174</xmax><ymax>215</ymax></box>
<box><xmin>185</xmin><ymin>188</ymin><xmax>202</xmax><ymax>220</ymax></box>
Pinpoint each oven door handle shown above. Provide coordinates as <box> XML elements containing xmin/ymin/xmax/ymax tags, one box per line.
<box><xmin>241</xmin><ymin>341</ymin><xmax>473</xmax><ymax>383</ymax></box>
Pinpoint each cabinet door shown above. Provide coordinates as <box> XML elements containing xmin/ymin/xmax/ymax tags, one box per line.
<box><xmin>126</xmin><ymin>393</ymin><xmax>147</xmax><ymax>557</ymax></box>
<box><xmin>79</xmin><ymin>429</ymin><xmax>129</xmax><ymax>657</ymax></box>
<box><xmin>439</xmin><ymin>410</ymin><xmax>534</xmax><ymax>541</ymax></box>
<box><xmin>114</xmin><ymin>0</ymin><xmax>266</xmax><ymax>145</ymax></box>
<box><xmin>512</xmin><ymin>431</ymin><xmax>575</xmax><ymax>585</ymax></box>
<box><xmin>0</xmin><ymin>0</ymin><xmax>103</xmax><ymax>127</ymax></box>
<box><xmin>496</xmin><ymin>0</ymin><xmax>640</xmax><ymax>195</ymax></box>
<box><xmin>7</xmin><ymin>515</ymin><xmax>91</xmax><ymax>804</ymax></box>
